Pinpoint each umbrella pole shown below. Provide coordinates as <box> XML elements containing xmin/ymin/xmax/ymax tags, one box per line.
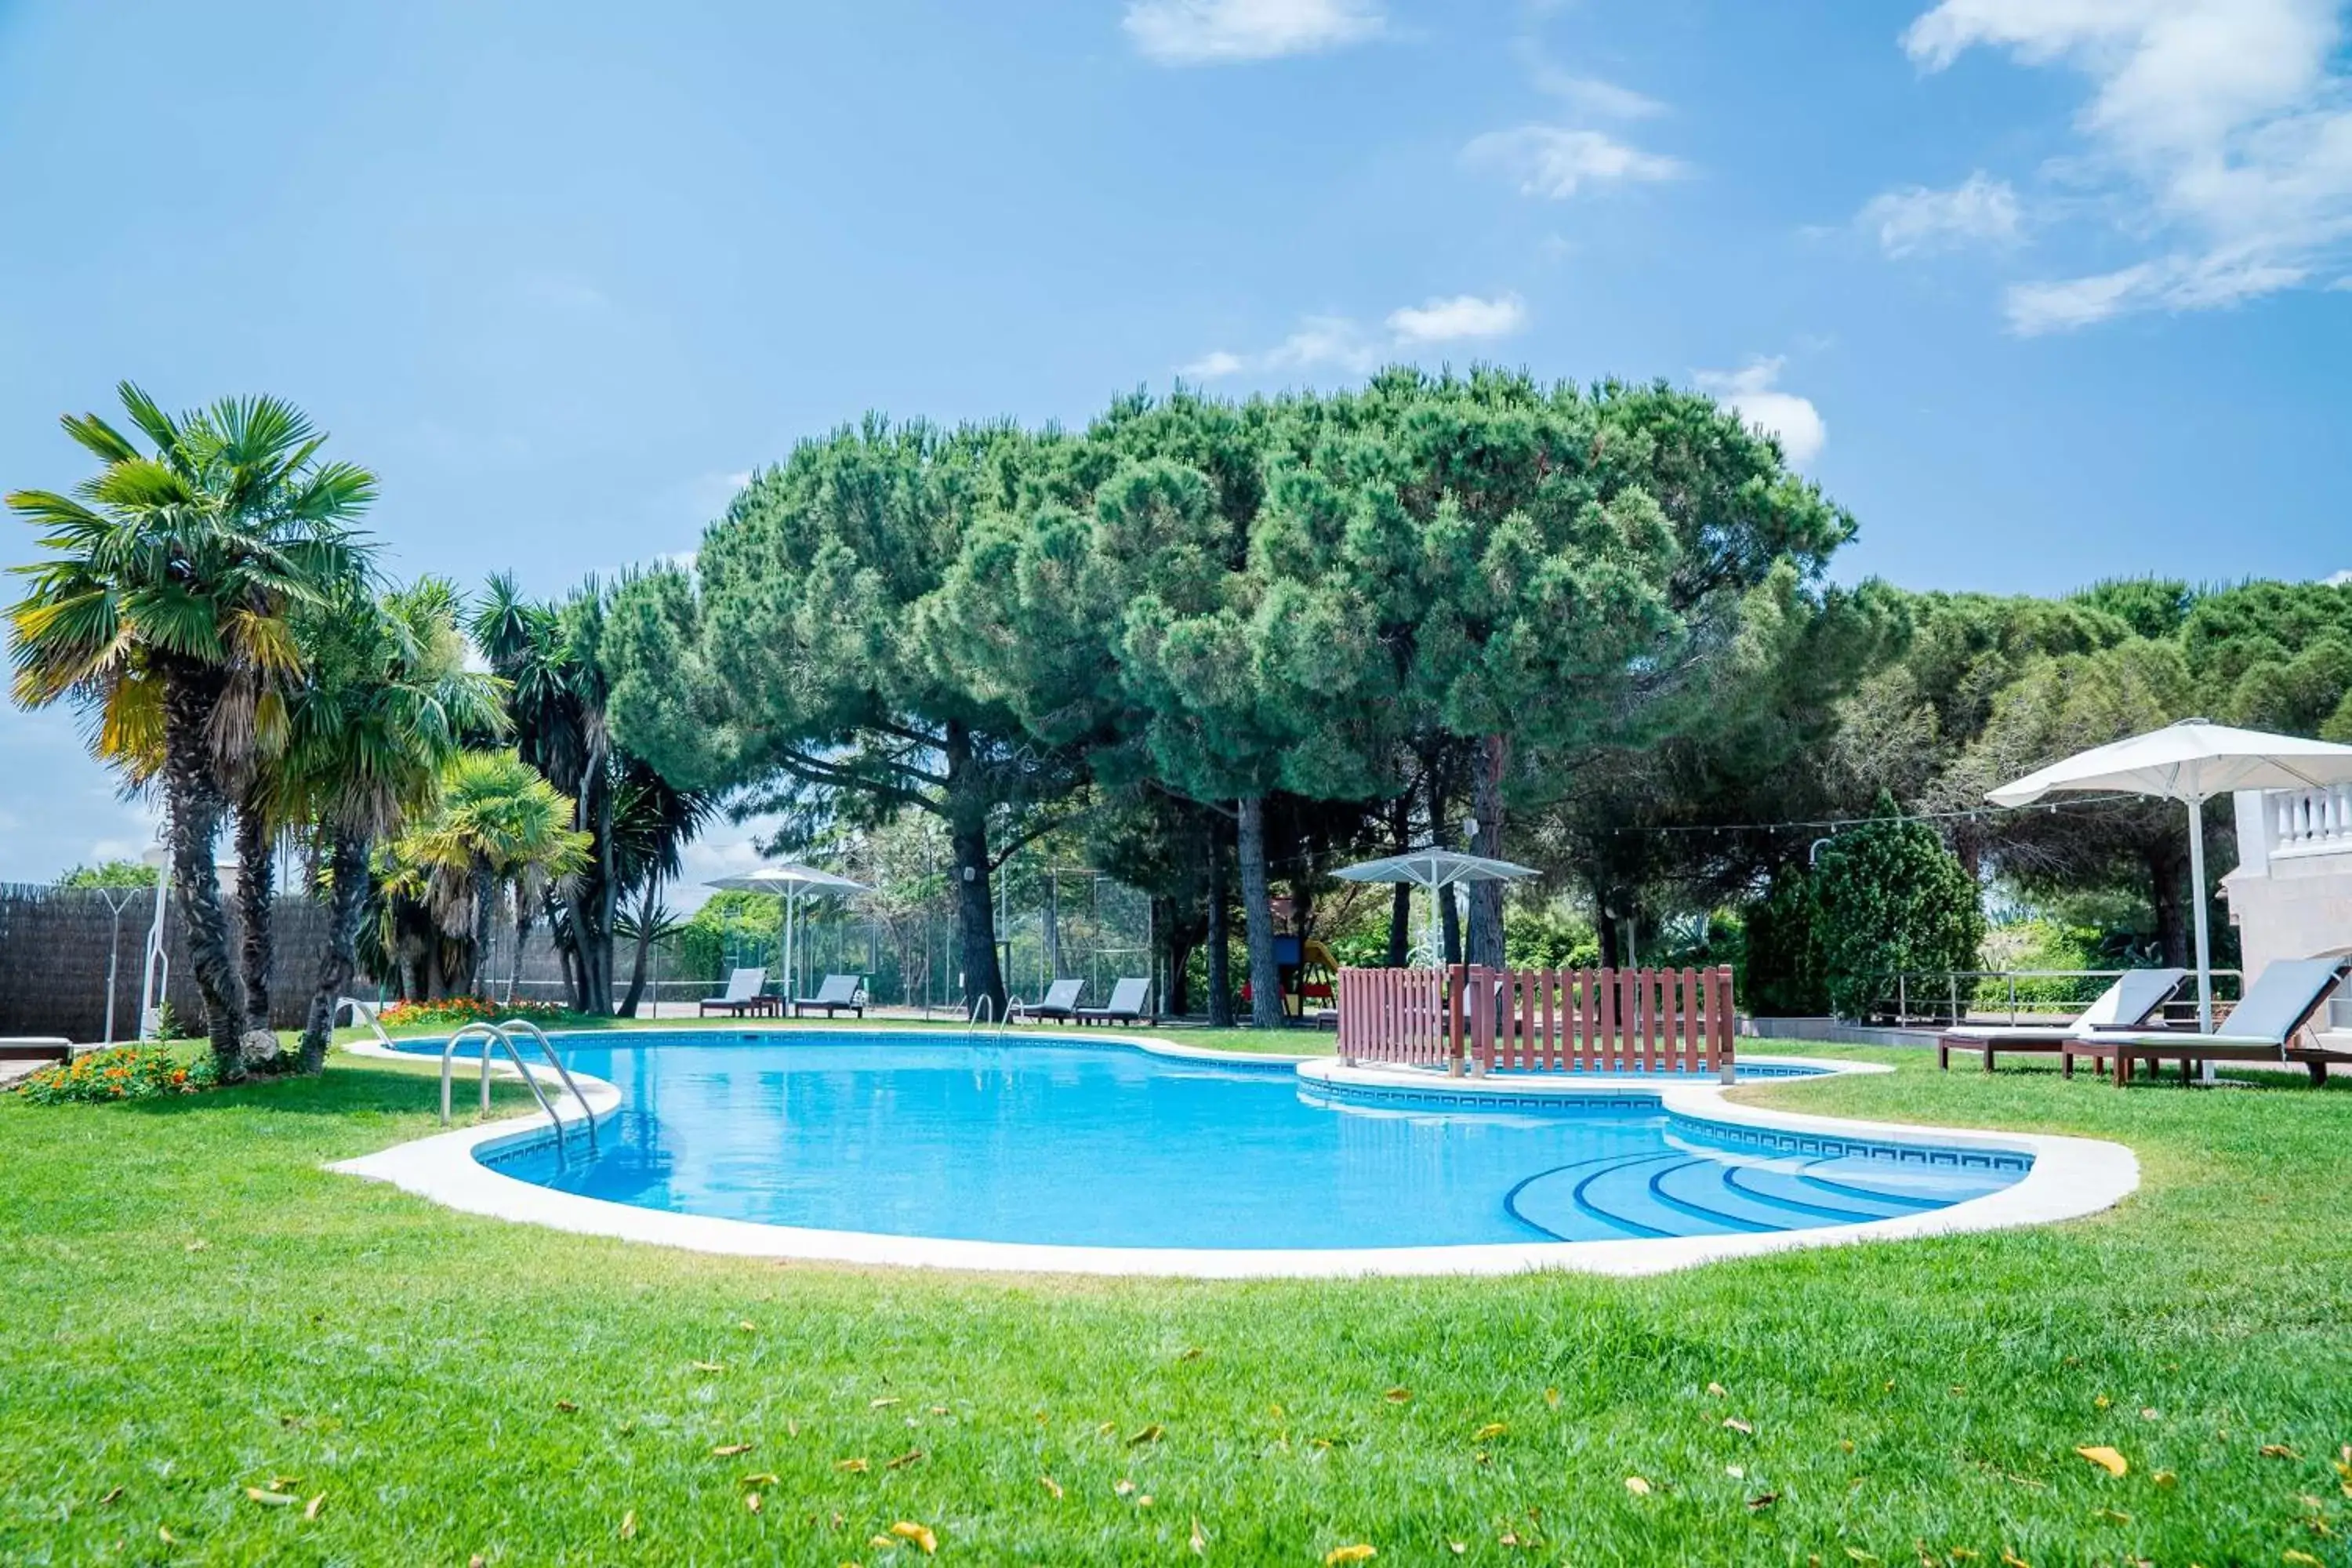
<box><xmin>1425</xmin><ymin>876</ymin><xmax>1442</xmax><ymax>973</ymax></box>
<box><xmin>2188</xmin><ymin>799</ymin><xmax>2215</xmax><ymax>1084</ymax></box>
<box><xmin>785</xmin><ymin>884</ymin><xmax>799</xmax><ymax>1009</ymax></box>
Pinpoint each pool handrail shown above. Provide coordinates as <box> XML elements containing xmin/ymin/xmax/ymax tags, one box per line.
<box><xmin>496</xmin><ymin>1017</ymin><xmax>600</xmax><ymax>1152</ymax></box>
<box><xmin>334</xmin><ymin>995</ymin><xmax>394</xmax><ymax>1050</ymax></box>
<box><xmin>440</xmin><ymin>1022</ymin><xmax>561</xmax><ymax>1138</ymax></box>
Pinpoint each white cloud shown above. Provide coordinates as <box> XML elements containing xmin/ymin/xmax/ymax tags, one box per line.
<box><xmin>1185</xmin><ymin>294</ymin><xmax>1530</xmax><ymax>382</ymax></box>
<box><xmin>1463</xmin><ymin>125</ymin><xmax>1686</xmax><ymax>199</ymax></box>
<box><xmin>1903</xmin><ymin>0</ymin><xmax>2352</xmax><ymax>332</ymax></box>
<box><xmin>2323</xmin><ymin>568</ymin><xmax>2352</xmax><ymax>586</ymax></box>
<box><xmin>1123</xmin><ymin>0</ymin><xmax>1382</xmax><ymax>64</ymax></box>
<box><xmin>1693</xmin><ymin>358</ymin><xmax>1828</xmax><ymax>466</ymax></box>
<box><xmin>1384</xmin><ymin>292</ymin><xmax>1530</xmax><ymax>343</ymax></box>
<box><xmin>1859</xmin><ymin>172</ymin><xmax>2024</xmax><ymax>256</ymax></box>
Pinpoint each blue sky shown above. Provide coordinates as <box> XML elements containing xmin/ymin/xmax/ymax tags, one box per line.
<box><xmin>3</xmin><ymin>0</ymin><xmax>2349</xmax><ymax>886</ymax></box>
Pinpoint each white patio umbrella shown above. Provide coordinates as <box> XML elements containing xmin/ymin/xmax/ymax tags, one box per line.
<box><xmin>703</xmin><ymin>863</ymin><xmax>871</xmax><ymax>1002</ymax></box>
<box><xmin>1334</xmin><ymin>849</ymin><xmax>1538</xmax><ymax>971</ymax></box>
<box><xmin>1987</xmin><ymin>718</ymin><xmax>2352</xmax><ymax>1033</ymax></box>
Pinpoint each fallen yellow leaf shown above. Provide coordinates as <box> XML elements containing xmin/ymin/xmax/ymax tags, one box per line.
<box><xmin>744</xmin><ymin>1492</ymin><xmax>762</xmax><ymax>1515</ymax></box>
<box><xmin>691</xmin><ymin>1361</ymin><xmax>724</xmax><ymax>1374</ymax></box>
<box><xmin>1624</xmin><ymin>1476</ymin><xmax>1652</xmax><ymax>1496</ymax></box>
<box><xmin>98</xmin><ymin>1486</ymin><xmax>123</xmax><ymax>1507</ymax></box>
<box><xmin>1473</xmin><ymin>1422</ymin><xmax>1508</xmax><ymax>1441</ymax></box>
<box><xmin>1707</xmin><ymin>1381</ymin><xmax>1729</xmax><ymax>1398</ymax></box>
<box><xmin>2092</xmin><ymin>1508</ymin><xmax>2131</xmax><ymax>1525</ymax></box>
<box><xmin>890</xmin><ymin>1519</ymin><xmax>938</xmax><ymax>1554</ymax></box>
<box><xmin>1039</xmin><ymin>1475</ymin><xmax>1062</xmax><ymax>1500</ymax></box>
<box><xmin>2262</xmin><ymin>1444</ymin><xmax>2301</xmax><ymax>1460</ymax></box>
<box><xmin>555</xmin><ymin>1399</ymin><xmax>579</xmax><ymax>1414</ymax></box>
<box><xmin>2001</xmin><ymin>1552</ymin><xmax>2031</xmax><ymax>1568</ymax></box>
<box><xmin>619</xmin><ymin>1508</ymin><xmax>637</xmax><ymax>1540</ymax></box>
<box><xmin>1128</xmin><ymin>1423</ymin><xmax>1166</xmax><ymax>1446</ymax></box>
<box><xmin>269</xmin><ymin>1475</ymin><xmax>302</xmax><ymax>1490</ymax></box>
<box><xmin>738</xmin><ymin>1320</ymin><xmax>757</xmax><ymax>1332</ymax></box>
<box><xmin>1748</xmin><ymin>1491</ymin><xmax>1778</xmax><ymax>1512</ymax></box>
<box><xmin>1115</xmin><ymin>1479</ymin><xmax>1136</xmax><ymax>1497</ymax></box>
<box><xmin>303</xmin><ymin>1492</ymin><xmax>326</xmax><ymax>1521</ymax></box>
<box><xmin>886</xmin><ymin>1449</ymin><xmax>925</xmax><ymax>1470</ymax></box>
<box><xmin>870</xmin><ymin>1396</ymin><xmax>901</xmax><ymax>1409</ymax></box>
<box><xmin>2285</xmin><ymin>1554</ymin><xmax>2323</xmax><ymax>1567</ymax></box>
<box><xmin>712</xmin><ymin>1443</ymin><xmax>754</xmax><ymax>1457</ymax></box>
<box><xmin>244</xmin><ymin>1486</ymin><xmax>298</xmax><ymax>1507</ymax></box>
<box><xmin>158</xmin><ymin>1526</ymin><xmax>176</xmax><ymax>1544</ymax></box>
<box><xmin>2076</xmin><ymin>1446</ymin><xmax>2128</xmax><ymax>1478</ymax></box>
<box><xmin>1137</xmin><ymin>1494</ymin><xmax>1155</xmax><ymax>1508</ymax></box>
<box><xmin>2152</xmin><ymin>1470</ymin><xmax>2177</xmax><ymax>1489</ymax></box>
<box><xmin>1179</xmin><ymin>1346</ymin><xmax>1203</xmax><ymax>1361</ymax></box>
<box><xmin>1544</xmin><ymin>1387</ymin><xmax>1561</xmax><ymax>1408</ymax></box>
<box><xmin>1846</xmin><ymin>1549</ymin><xmax>1878</xmax><ymax>1565</ymax></box>
<box><xmin>1725</xmin><ymin>1417</ymin><xmax>1755</xmax><ymax>1436</ymax></box>
<box><xmin>1384</xmin><ymin>1387</ymin><xmax>1412</xmax><ymax>1403</ymax></box>
<box><xmin>741</xmin><ymin>1472</ymin><xmax>779</xmax><ymax>1486</ymax></box>
<box><xmin>1324</xmin><ymin>1546</ymin><xmax>1377</xmax><ymax>1566</ymax></box>
<box><xmin>1191</xmin><ymin>1515</ymin><xmax>1207</xmax><ymax>1555</ymax></box>
<box><xmin>834</xmin><ymin>1457</ymin><xmax>869</xmax><ymax>1473</ymax></box>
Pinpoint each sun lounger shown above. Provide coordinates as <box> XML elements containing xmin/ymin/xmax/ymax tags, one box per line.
<box><xmin>2090</xmin><ymin>956</ymin><xmax>2352</xmax><ymax>1086</ymax></box>
<box><xmin>1076</xmin><ymin>977</ymin><xmax>1152</xmax><ymax>1026</ymax></box>
<box><xmin>0</xmin><ymin>1037</ymin><xmax>71</xmax><ymax>1062</ymax></box>
<box><xmin>791</xmin><ymin>973</ymin><xmax>866</xmax><ymax>1018</ymax></box>
<box><xmin>699</xmin><ymin>967</ymin><xmax>774</xmax><ymax>1017</ymax></box>
<box><xmin>1936</xmin><ymin>967</ymin><xmax>2187</xmax><ymax>1076</ymax></box>
<box><xmin>1014</xmin><ymin>978</ymin><xmax>1085</xmax><ymax>1023</ymax></box>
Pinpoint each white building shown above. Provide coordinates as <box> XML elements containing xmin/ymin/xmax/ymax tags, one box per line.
<box><xmin>2225</xmin><ymin>785</ymin><xmax>2352</xmax><ymax>1036</ymax></box>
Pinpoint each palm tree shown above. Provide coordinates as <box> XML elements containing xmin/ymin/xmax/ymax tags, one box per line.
<box><xmin>279</xmin><ymin>578</ymin><xmax>506</xmax><ymax>1069</ymax></box>
<box><xmin>385</xmin><ymin>751</ymin><xmax>592</xmax><ymax>997</ymax></box>
<box><xmin>6</xmin><ymin>385</ymin><xmax>371</xmax><ymax>1078</ymax></box>
<box><xmin>611</xmin><ymin>759</ymin><xmax>719</xmax><ymax>1015</ymax></box>
<box><xmin>472</xmin><ymin>575</ymin><xmax>623</xmax><ymax>1013</ymax></box>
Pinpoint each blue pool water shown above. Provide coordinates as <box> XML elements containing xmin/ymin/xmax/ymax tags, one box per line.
<box><xmin>416</xmin><ymin>1033</ymin><xmax>2030</xmax><ymax>1250</ymax></box>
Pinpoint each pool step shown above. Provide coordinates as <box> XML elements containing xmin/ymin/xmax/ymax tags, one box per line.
<box><xmin>1506</xmin><ymin>1149</ymin><xmax>1999</xmax><ymax>1243</ymax></box>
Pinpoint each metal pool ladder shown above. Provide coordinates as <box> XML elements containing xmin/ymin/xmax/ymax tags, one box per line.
<box><xmin>438</xmin><ymin>1021</ymin><xmax>599</xmax><ymax>1152</ymax></box>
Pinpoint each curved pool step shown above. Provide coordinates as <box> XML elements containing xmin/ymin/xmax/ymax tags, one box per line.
<box><xmin>1506</xmin><ymin>1148</ymin><xmax>1999</xmax><ymax>1242</ymax></box>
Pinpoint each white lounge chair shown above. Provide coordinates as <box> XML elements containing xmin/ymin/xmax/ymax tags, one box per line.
<box><xmin>791</xmin><ymin>974</ymin><xmax>866</xmax><ymax>1018</ymax></box>
<box><xmin>1076</xmin><ymin>978</ymin><xmax>1152</xmax><ymax>1026</ymax></box>
<box><xmin>2092</xmin><ymin>956</ymin><xmax>2352</xmax><ymax>1086</ymax></box>
<box><xmin>1936</xmin><ymin>967</ymin><xmax>2187</xmax><ymax>1076</ymax></box>
<box><xmin>1014</xmin><ymin>978</ymin><xmax>1085</xmax><ymax>1023</ymax></box>
<box><xmin>699</xmin><ymin>967</ymin><xmax>773</xmax><ymax>1017</ymax></box>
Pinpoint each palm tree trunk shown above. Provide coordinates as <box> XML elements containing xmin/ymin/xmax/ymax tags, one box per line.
<box><xmin>470</xmin><ymin>860</ymin><xmax>497</xmax><ymax>997</ymax></box>
<box><xmin>234</xmin><ymin>781</ymin><xmax>278</xmax><ymax>1062</ymax></box>
<box><xmin>159</xmin><ymin>665</ymin><xmax>248</xmax><ymax>1077</ymax></box>
<box><xmin>1237</xmin><ymin>796</ymin><xmax>1286</xmax><ymax>1029</ymax></box>
<box><xmin>619</xmin><ymin>878</ymin><xmax>660</xmax><ymax>1017</ymax></box>
<box><xmin>299</xmin><ymin>831</ymin><xmax>371</xmax><ymax>1073</ymax></box>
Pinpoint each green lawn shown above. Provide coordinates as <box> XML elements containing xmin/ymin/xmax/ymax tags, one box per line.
<box><xmin>4</xmin><ymin>1040</ymin><xmax>2349</xmax><ymax>1565</ymax></box>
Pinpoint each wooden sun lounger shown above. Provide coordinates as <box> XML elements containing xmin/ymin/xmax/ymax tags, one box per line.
<box><xmin>1936</xmin><ymin>968</ymin><xmax>2187</xmax><ymax>1076</ymax></box>
<box><xmin>2089</xmin><ymin>956</ymin><xmax>2351</xmax><ymax>1086</ymax></box>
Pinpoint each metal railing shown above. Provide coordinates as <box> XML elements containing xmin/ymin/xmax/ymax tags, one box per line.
<box><xmin>1850</xmin><ymin>968</ymin><xmax>2244</xmax><ymax>1029</ymax></box>
<box><xmin>437</xmin><ymin>1020</ymin><xmax>598</xmax><ymax>1151</ymax></box>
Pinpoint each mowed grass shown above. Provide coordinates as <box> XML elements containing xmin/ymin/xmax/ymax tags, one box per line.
<box><xmin>2</xmin><ymin>1041</ymin><xmax>2349</xmax><ymax>1565</ymax></box>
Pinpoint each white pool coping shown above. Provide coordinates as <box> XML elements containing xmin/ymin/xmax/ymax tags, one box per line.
<box><xmin>330</xmin><ymin>1030</ymin><xmax>2139</xmax><ymax>1279</ymax></box>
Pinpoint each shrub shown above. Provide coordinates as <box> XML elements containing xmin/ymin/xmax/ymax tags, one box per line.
<box><xmin>1810</xmin><ymin>797</ymin><xmax>1985</xmax><ymax>1019</ymax></box>
<box><xmin>373</xmin><ymin>996</ymin><xmax>596</xmax><ymax>1030</ymax></box>
<box><xmin>1741</xmin><ymin>866</ymin><xmax>1828</xmax><ymax>1017</ymax></box>
<box><xmin>16</xmin><ymin>1044</ymin><xmax>216</xmax><ymax>1105</ymax></box>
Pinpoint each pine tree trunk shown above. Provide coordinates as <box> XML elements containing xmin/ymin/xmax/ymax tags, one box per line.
<box><xmin>1205</xmin><ymin>823</ymin><xmax>1232</xmax><ymax>1027</ymax></box>
<box><xmin>160</xmin><ymin>664</ymin><xmax>248</xmax><ymax>1078</ymax></box>
<box><xmin>234</xmin><ymin>782</ymin><xmax>279</xmax><ymax>1064</ymax></box>
<box><xmin>1237</xmin><ymin>796</ymin><xmax>1286</xmax><ymax>1029</ymax></box>
<box><xmin>1468</xmin><ymin>733</ymin><xmax>1508</xmax><ymax>970</ymax></box>
<box><xmin>1425</xmin><ymin>758</ymin><xmax>1462</xmax><ymax>965</ymax></box>
<box><xmin>1385</xmin><ymin>797</ymin><xmax>1412</xmax><ymax>965</ymax></box>
<box><xmin>299</xmin><ymin>831</ymin><xmax>371</xmax><ymax>1073</ymax></box>
<box><xmin>943</xmin><ymin>720</ymin><xmax>1006</xmax><ymax>1019</ymax></box>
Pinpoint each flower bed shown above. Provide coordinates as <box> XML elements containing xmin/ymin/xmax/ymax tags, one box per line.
<box><xmin>15</xmin><ymin>1044</ymin><xmax>215</xmax><ymax>1105</ymax></box>
<box><xmin>373</xmin><ymin>996</ymin><xmax>598</xmax><ymax>1031</ymax></box>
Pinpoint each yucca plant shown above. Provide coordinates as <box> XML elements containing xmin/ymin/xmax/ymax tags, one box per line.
<box><xmin>6</xmin><ymin>384</ymin><xmax>372</xmax><ymax>1076</ymax></box>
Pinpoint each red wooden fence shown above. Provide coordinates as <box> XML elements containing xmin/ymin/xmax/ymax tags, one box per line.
<box><xmin>1334</xmin><ymin>964</ymin><xmax>1737</xmax><ymax>1080</ymax></box>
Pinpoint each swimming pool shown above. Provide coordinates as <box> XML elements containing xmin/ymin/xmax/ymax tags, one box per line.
<box><xmin>394</xmin><ymin>1031</ymin><xmax>2031</xmax><ymax>1252</ymax></box>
